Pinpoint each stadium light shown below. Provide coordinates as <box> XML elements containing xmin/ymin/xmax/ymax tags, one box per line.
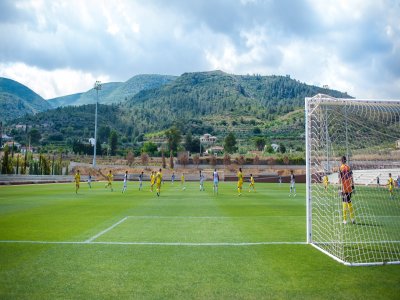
<box><xmin>93</xmin><ymin>80</ymin><xmax>102</xmax><ymax>167</ymax></box>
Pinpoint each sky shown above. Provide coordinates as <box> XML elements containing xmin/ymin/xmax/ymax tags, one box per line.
<box><xmin>0</xmin><ymin>0</ymin><xmax>399</xmax><ymax>99</ymax></box>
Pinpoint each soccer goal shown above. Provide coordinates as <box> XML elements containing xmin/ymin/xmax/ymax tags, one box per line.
<box><xmin>305</xmin><ymin>94</ymin><xmax>400</xmax><ymax>266</ymax></box>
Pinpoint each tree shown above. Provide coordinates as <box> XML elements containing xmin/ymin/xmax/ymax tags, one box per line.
<box><xmin>184</xmin><ymin>132</ymin><xmax>193</xmax><ymax>151</ymax></box>
<box><xmin>279</xmin><ymin>143</ymin><xmax>286</xmax><ymax>154</ymax></box>
<box><xmin>141</xmin><ymin>152</ymin><xmax>149</xmax><ymax>166</ymax></box>
<box><xmin>266</xmin><ymin>144</ymin><xmax>274</xmax><ymax>153</ymax></box>
<box><xmin>165</xmin><ymin>126</ymin><xmax>181</xmax><ymax>152</ymax></box>
<box><xmin>178</xmin><ymin>151</ymin><xmax>189</xmax><ymax>167</ymax></box>
<box><xmin>98</xmin><ymin>126</ymin><xmax>111</xmax><ymax>143</ymax></box>
<box><xmin>193</xmin><ymin>154</ymin><xmax>200</xmax><ymax>166</ymax></box>
<box><xmin>254</xmin><ymin>137</ymin><xmax>266</xmax><ymax>151</ymax></box>
<box><xmin>238</xmin><ymin>155</ymin><xmax>245</xmax><ymax>165</ymax></box>
<box><xmin>96</xmin><ymin>139</ymin><xmax>102</xmax><ymax>155</ymax></box>
<box><xmin>162</xmin><ymin>151</ymin><xmax>166</xmax><ymax>168</ymax></box>
<box><xmin>1</xmin><ymin>145</ymin><xmax>12</xmax><ymax>174</ymax></box>
<box><xmin>169</xmin><ymin>150</ymin><xmax>174</xmax><ymax>169</ymax></box>
<box><xmin>126</xmin><ymin>151</ymin><xmax>135</xmax><ymax>166</ymax></box>
<box><xmin>141</xmin><ymin>142</ymin><xmax>158</xmax><ymax>156</ymax></box>
<box><xmin>29</xmin><ymin>128</ymin><xmax>41</xmax><ymax>145</ymax></box>
<box><xmin>224</xmin><ymin>132</ymin><xmax>237</xmax><ymax>154</ymax></box>
<box><xmin>184</xmin><ymin>132</ymin><xmax>201</xmax><ymax>153</ymax></box>
<box><xmin>223</xmin><ymin>153</ymin><xmax>231</xmax><ymax>166</ymax></box>
<box><xmin>109</xmin><ymin>130</ymin><xmax>118</xmax><ymax>156</ymax></box>
<box><xmin>253</xmin><ymin>127</ymin><xmax>262</xmax><ymax>134</ymax></box>
<box><xmin>208</xmin><ymin>154</ymin><xmax>217</xmax><ymax>166</ymax></box>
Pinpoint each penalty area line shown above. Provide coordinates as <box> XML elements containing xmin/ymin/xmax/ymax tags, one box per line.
<box><xmin>85</xmin><ymin>217</ymin><xmax>128</xmax><ymax>243</ymax></box>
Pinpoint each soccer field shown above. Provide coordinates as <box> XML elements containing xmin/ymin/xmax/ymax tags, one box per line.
<box><xmin>0</xmin><ymin>181</ymin><xmax>399</xmax><ymax>299</ymax></box>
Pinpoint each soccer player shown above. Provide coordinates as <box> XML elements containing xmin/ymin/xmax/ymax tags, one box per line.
<box><xmin>199</xmin><ymin>170</ymin><xmax>205</xmax><ymax>191</ymax></box>
<box><xmin>171</xmin><ymin>172</ymin><xmax>175</xmax><ymax>184</ymax></box>
<box><xmin>105</xmin><ymin>170</ymin><xmax>114</xmax><ymax>192</ymax></box>
<box><xmin>138</xmin><ymin>171</ymin><xmax>144</xmax><ymax>191</ymax></box>
<box><xmin>122</xmin><ymin>171</ymin><xmax>128</xmax><ymax>193</ymax></box>
<box><xmin>323</xmin><ymin>174</ymin><xmax>329</xmax><ymax>191</ymax></box>
<box><xmin>376</xmin><ymin>176</ymin><xmax>380</xmax><ymax>187</ymax></box>
<box><xmin>74</xmin><ymin>170</ymin><xmax>80</xmax><ymax>194</ymax></box>
<box><xmin>289</xmin><ymin>171</ymin><xmax>296</xmax><ymax>197</ymax></box>
<box><xmin>181</xmin><ymin>173</ymin><xmax>186</xmax><ymax>190</ymax></box>
<box><xmin>87</xmin><ymin>172</ymin><xmax>92</xmax><ymax>189</ymax></box>
<box><xmin>213</xmin><ymin>169</ymin><xmax>219</xmax><ymax>195</ymax></box>
<box><xmin>156</xmin><ymin>168</ymin><xmax>162</xmax><ymax>196</ymax></box>
<box><xmin>237</xmin><ymin>168</ymin><xmax>243</xmax><ymax>196</ymax></box>
<box><xmin>150</xmin><ymin>171</ymin><xmax>155</xmax><ymax>192</ymax></box>
<box><xmin>339</xmin><ymin>156</ymin><xmax>355</xmax><ymax>224</ymax></box>
<box><xmin>387</xmin><ymin>173</ymin><xmax>395</xmax><ymax>199</ymax></box>
<box><xmin>248</xmin><ymin>173</ymin><xmax>256</xmax><ymax>192</ymax></box>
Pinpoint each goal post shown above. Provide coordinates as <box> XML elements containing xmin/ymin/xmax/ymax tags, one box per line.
<box><xmin>305</xmin><ymin>94</ymin><xmax>400</xmax><ymax>266</ymax></box>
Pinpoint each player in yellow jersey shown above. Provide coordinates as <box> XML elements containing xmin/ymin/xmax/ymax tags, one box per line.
<box><xmin>150</xmin><ymin>171</ymin><xmax>155</xmax><ymax>192</ymax></box>
<box><xmin>237</xmin><ymin>168</ymin><xmax>243</xmax><ymax>196</ymax></box>
<box><xmin>339</xmin><ymin>156</ymin><xmax>355</xmax><ymax>224</ymax></box>
<box><xmin>105</xmin><ymin>170</ymin><xmax>113</xmax><ymax>192</ymax></box>
<box><xmin>323</xmin><ymin>174</ymin><xmax>329</xmax><ymax>191</ymax></box>
<box><xmin>74</xmin><ymin>170</ymin><xmax>80</xmax><ymax>194</ymax></box>
<box><xmin>387</xmin><ymin>173</ymin><xmax>395</xmax><ymax>199</ymax></box>
<box><xmin>181</xmin><ymin>173</ymin><xmax>186</xmax><ymax>190</ymax></box>
<box><xmin>156</xmin><ymin>168</ymin><xmax>163</xmax><ymax>197</ymax></box>
<box><xmin>248</xmin><ymin>173</ymin><xmax>256</xmax><ymax>192</ymax></box>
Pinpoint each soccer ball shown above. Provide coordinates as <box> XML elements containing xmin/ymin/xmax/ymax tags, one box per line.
<box><xmin>183</xmin><ymin>187</ymin><xmax>186</xmax><ymax>190</ymax></box>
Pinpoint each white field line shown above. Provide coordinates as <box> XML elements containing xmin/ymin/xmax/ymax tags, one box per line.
<box><xmin>0</xmin><ymin>240</ymin><xmax>307</xmax><ymax>246</ymax></box>
<box><xmin>126</xmin><ymin>216</ymin><xmax>305</xmax><ymax>219</ymax></box>
<box><xmin>85</xmin><ymin>217</ymin><xmax>128</xmax><ymax>243</ymax></box>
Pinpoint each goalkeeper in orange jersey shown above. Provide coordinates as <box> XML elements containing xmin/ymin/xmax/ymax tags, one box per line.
<box><xmin>237</xmin><ymin>168</ymin><xmax>243</xmax><ymax>196</ymax></box>
<box><xmin>387</xmin><ymin>173</ymin><xmax>395</xmax><ymax>199</ymax></box>
<box><xmin>74</xmin><ymin>170</ymin><xmax>80</xmax><ymax>194</ymax></box>
<box><xmin>248</xmin><ymin>173</ymin><xmax>256</xmax><ymax>192</ymax></box>
<box><xmin>339</xmin><ymin>156</ymin><xmax>355</xmax><ymax>224</ymax></box>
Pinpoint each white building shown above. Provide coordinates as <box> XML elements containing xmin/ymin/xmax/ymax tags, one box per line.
<box><xmin>200</xmin><ymin>133</ymin><xmax>217</xmax><ymax>144</ymax></box>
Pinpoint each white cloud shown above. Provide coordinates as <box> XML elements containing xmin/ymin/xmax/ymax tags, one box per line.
<box><xmin>0</xmin><ymin>62</ymin><xmax>110</xmax><ymax>99</ymax></box>
<box><xmin>0</xmin><ymin>0</ymin><xmax>399</xmax><ymax>99</ymax></box>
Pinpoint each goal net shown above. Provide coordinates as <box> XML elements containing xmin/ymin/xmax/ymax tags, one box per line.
<box><xmin>305</xmin><ymin>94</ymin><xmax>400</xmax><ymax>266</ymax></box>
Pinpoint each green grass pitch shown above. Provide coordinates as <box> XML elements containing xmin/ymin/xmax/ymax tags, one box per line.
<box><xmin>0</xmin><ymin>181</ymin><xmax>399</xmax><ymax>299</ymax></box>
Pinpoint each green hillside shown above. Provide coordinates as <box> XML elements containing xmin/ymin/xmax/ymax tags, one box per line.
<box><xmin>122</xmin><ymin>70</ymin><xmax>350</xmax><ymax>140</ymax></box>
<box><xmin>5</xmin><ymin>71</ymin><xmax>351</xmax><ymax>154</ymax></box>
<box><xmin>47</xmin><ymin>74</ymin><xmax>177</xmax><ymax>108</ymax></box>
<box><xmin>0</xmin><ymin>77</ymin><xmax>52</xmax><ymax>122</ymax></box>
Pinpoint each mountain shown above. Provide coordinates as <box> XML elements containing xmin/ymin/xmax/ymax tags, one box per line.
<box><xmin>47</xmin><ymin>74</ymin><xmax>177</xmax><ymax>108</ymax></box>
<box><xmin>6</xmin><ymin>71</ymin><xmax>352</xmax><ymax>153</ymax></box>
<box><xmin>122</xmin><ymin>71</ymin><xmax>351</xmax><ymax>137</ymax></box>
<box><xmin>0</xmin><ymin>77</ymin><xmax>52</xmax><ymax>123</ymax></box>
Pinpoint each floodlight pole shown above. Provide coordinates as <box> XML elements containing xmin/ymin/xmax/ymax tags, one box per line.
<box><xmin>93</xmin><ymin>81</ymin><xmax>102</xmax><ymax>167</ymax></box>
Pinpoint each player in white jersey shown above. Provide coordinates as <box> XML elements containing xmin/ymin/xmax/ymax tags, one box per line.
<box><xmin>213</xmin><ymin>169</ymin><xmax>219</xmax><ymax>195</ymax></box>
<box><xmin>122</xmin><ymin>171</ymin><xmax>128</xmax><ymax>193</ymax></box>
<box><xmin>138</xmin><ymin>171</ymin><xmax>143</xmax><ymax>191</ymax></box>
<box><xmin>199</xmin><ymin>170</ymin><xmax>205</xmax><ymax>191</ymax></box>
<box><xmin>87</xmin><ymin>172</ymin><xmax>92</xmax><ymax>189</ymax></box>
<box><xmin>289</xmin><ymin>170</ymin><xmax>296</xmax><ymax>197</ymax></box>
